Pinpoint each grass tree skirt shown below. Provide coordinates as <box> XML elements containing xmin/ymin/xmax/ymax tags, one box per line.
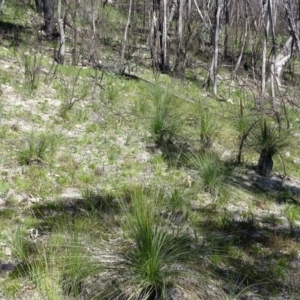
<box><xmin>258</xmin><ymin>150</ymin><xmax>274</xmax><ymax>177</ymax></box>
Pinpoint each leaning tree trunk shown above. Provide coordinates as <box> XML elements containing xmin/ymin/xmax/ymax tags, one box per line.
<box><xmin>43</xmin><ymin>0</ymin><xmax>55</xmax><ymax>35</ymax></box>
<box><xmin>273</xmin><ymin>36</ymin><xmax>293</xmax><ymax>86</ymax></box>
<box><xmin>271</xmin><ymin>0</ymin><xmax>300</xmax><ymax>86</ymax></box>
<box><xmin>258</xmin><ymin>150</ymin><xmax>273</xmax><ymax>177</ymax></box>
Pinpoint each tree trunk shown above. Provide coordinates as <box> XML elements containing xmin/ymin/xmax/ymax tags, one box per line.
<box><xmin>149</xmin><ymin>0</ymin><xmax>170</xmax><ymax>73</ymax></box>
<box><xmin>273</xmin><ymin>36</ymin><xmax>293</xmax><ymax>86</ymax></box>
<box><xmin>35</xmin><ymin>0</ymin><xmax>43</xmax><ymax>14</ymax></box>
<box><xmin>120</xmin><ymin>0</ymin><xmax>132</xmax><ymax>74</ymax></box>
<box><xmin>174</xmin><ymin>0</ymin><xmax>185</xmax><ymax>76</ymax></box>
<box><xmin>258</xmin><ymin>150</ymin><xmax>273</xmax><ymax>177</ymax></box>
<box><xmin>43</xmin><ymin>0</ymin><xmax>55</xmax><ymax>35</ymax></box>
<box><xmin>161</xmin><ymin>0</ymin><xmax>169</xmax><ymax>72</ymax></box>
<box><xmin>223</xmin><ymin>0</ymin><xmax>229</xmax><ymax>58</ymax></box>
<box><xmin>212</xmin><ymin>0</ymin><xmax>223</xmax><ymax>95</ymax></box>
<box><xmin>57</xmin><ymin>0</ymin><xmax>65</xmax><ymax>64</ymax></box>
<box><xmin>261</xmin><ymin>1</ymin><xmax>269</xmax><ymax>103</ymax></box>
<box><xmin>268</xmin><ymin>0</ymin><xmax>277</xmax><ymax>113</ymax></box>
<box><xmin>233</xmin><ymin>0</ymin><xmax>249</xmax><ymax>76</ymax></box>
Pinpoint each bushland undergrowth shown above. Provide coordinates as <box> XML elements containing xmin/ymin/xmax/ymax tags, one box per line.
<box><xmin>0</xmin><ymin>2</ymin><xmax>300</xmax><ymax>300</ymax></box>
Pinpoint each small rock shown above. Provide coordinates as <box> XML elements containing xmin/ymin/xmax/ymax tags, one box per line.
<box><xmin>293</xmin><ymin>159</ymin><xmax>300</xmax><ymax>165</ymax></box>
<box><xmin>60</xmin><ymin>188</ymin><xmax>83</xmax><ymax>201</ymax></box>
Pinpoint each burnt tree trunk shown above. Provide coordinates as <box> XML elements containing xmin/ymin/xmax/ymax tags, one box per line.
<box><xmin>35</xmin><ymin>0</ymin><xmax>43</xmax><ymax>14</ymax></box>
<box><xmin>150</xmin><ymin>0</ymin><xmax>170</xmax><ymax>73</ymax></box>
<box><xmin>43</xmin><ymin>0</ymin><xmax>55</xmax><ymax>35</ymax></box>
<box><xmin>258</xmin><ymin>150</ymin><xmax>273</xmax><ymax>177</ymax></box>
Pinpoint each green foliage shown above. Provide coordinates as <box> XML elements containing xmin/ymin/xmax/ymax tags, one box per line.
<box><xmin>11</xmin><ymin>225</ymin><xmax>32</xmax><ymax>262</ymax></box>
<box><xmin>55</xmin><ymin>68</ymin><xmax>90</xmax><ymax>119</ymax></box>
<box><xmin>81</xmin><ymin>188</ymin><xmax>119</xmax><ymax>213</ymax></box>
<box><xmin>194</xmin><ymin>102</ymin><xmax>219</xmax><ymax>148</ymax></box>
<box><xmin>187</xmin><ymin>151</ymin><xmax>230</xmax><ymax>199</ymax></box>
<box><xmin>97</xmin><ymin>187</ymin><xmax>200</xmax><ymax>299</ymax></box>
<box><xmin>18</xmin><ymin>132</ymin><xmax>61</xmax><ymax>165</ymax></box>
<box><xmin>285</xmin><ymin>205</ymin><xmax>300</xmax><ymax>235</ymax></box>
<box><xmin>14</xmin><ymin>49</ymin><xmax>44</xmax><ymax>95</ymax></box>
<box><xmin>147</xmin><ymin>86</ymin><xmax>183</xmax><ymax>146</ymax></box>
<box><xmin>61</xmin><ymin>234</ymin><xmax>95</xmax><ymax>297</ymax></box>
<box><xmin>232</xmin><ymin>98</ymin><xmax>254</xmax><ymax>136</ymax></box>
<box><xmin>247</xmin><ymin>119</ymin><xmax>291</xmax><ymax>176</ymax></box>
<box><xmin>248</xmin><ymin>119</ymin><xmax>290</xmax><ymax>157</ymax></box>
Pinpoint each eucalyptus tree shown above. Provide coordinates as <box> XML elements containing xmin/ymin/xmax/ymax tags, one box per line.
<box><xmin>149</xmin><ymin>0</ymin><xmax>170</xmax><ymax>72</ymax></box>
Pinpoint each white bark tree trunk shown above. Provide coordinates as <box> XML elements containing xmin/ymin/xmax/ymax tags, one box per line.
<box><xmin>261</xmin><ymin>1</ymin><xmax>269</xmax><ymax>99</ymax></box>
<box><xmin>174</xmin><ymin>0</ymin><xmax>185</xmax><ymax>74</ymax></box>
<box><xmin>120</xmin><ymin>0</ymin><xmax>132</xmax><ymax>74</ymax></box>
<box><xmin>57</xmin><ymin>0</ymin><xmax>65</xmax><ymax>64</ymax></box>
<box><xmin>212</xmin><ymin>0</ymin><xmax>223</xmax><ymax>95</ymax></box>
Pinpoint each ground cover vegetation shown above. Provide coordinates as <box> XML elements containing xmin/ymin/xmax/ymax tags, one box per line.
<box><xmin>0</xmin><ymin>0</ymin><xmax>300</xmax><ymax>299</ymax></box>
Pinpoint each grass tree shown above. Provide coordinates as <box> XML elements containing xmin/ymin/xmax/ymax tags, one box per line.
<box><xmin>248</xmin><ymin>119</ymin><xmax>290</xmax><ymax>177</ymax></box>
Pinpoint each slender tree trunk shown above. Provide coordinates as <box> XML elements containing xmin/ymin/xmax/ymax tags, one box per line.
<box><xmin>233</xmin><ymin>0</ymin><xmax>249</xmax><ymax>76</ymax></box>
<box><xmin>150</xmin><ymin>0</ymin><xmax>170</xmax><ymax>73</ymax></box>
<box><xmin>174</xmin><ymin>0</ymin><xmax>185</xmax><ymax>75</ymax></box>
<box><xmin>223</xmin><ymin>0</ymin><xmax>229</xmax><ymax>58</ymax></box>
<box><xmin>212</xmin><ymin>0</ymin><xmax>223</xmax><ymax>95</ymax></box>
<box><xmin>150</xmin><ymin>0</ymin><xmax>160</xmax><ymax>71</ymax></box>
<box><xmin>261</xmin><ymin>1</ymin><xmax>269</xmax><ymax>102</ymax></box>
<box><xmin>57</xmin><ymin>0</ymin><xmax>65</xmax><ymax>64</ymax></box>
<box><xmin>89</xmin><ymin>0</ymin><xmax>96</xmax><ymax>63</ymax></box>
<box><xmin>192</xmin><ymin>0</ymin><xmax>205</xmax><ymax>23</ymax></box>
<box><xmin>268</xmin><ymin>0</ymin><xmax>277</xmax><ymax>112</ymax></box>
<box><xmin>71</xmin><ymin>2</ymin><xmax>79</xmax><ymax>66</ymax></box>
<box><xmin>161</xmin><ymin>0</ymin><xmax>169</xmax><ymax>72</ymax></box>
<box><xmin>120</xmin><ymin>0</ymin><xmax>133</xmax><ymax>74</ymax></box>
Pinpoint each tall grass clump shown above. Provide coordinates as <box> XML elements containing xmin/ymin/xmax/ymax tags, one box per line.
<box><xmin>18</xmin><ymin>132</ymin><xmax>61</xmax><ymax>165</ymax></box>
<box><xmin>232</xmin><ymin>98</ymin><xmax>253</xmax><ymax>137</ymax></box>
<box><xmin>15</xmin><ymin>48</ymin><xmax>44</xmax><ymax>95</ymax></box>
<box><xmin>187</xmin><ymin>151</ymin><xmax>230</xmax><ymax>200</ymax></box>
<box><xmin>96</xmin><ymin>187</ymin><xmax>204</xmax><ymax>299</ymax></box>
<box><xmin>147</xmin><ymin>86</ymin><xmax>183</xmax><ymax>147</ymax></box>
<box><xmin>193</xmin><ymin>101</ymin><xmax>219</xmax><ymax>148</ymax></box>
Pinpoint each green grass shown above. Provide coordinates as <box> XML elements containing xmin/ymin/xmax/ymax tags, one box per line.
<box><xmin>17</xmin><ymin>131</ymin><xmax>62</xmax><ymax>166</ymax></box>
<box><xmin>186</xmin><ymin>151</ymin><xmax>231</xmax><ymax>200</ymax></box>
<box><xmin>94</xmin><ymin>186</ymin><xmax>220</xmax><ymax>299</ymax></box>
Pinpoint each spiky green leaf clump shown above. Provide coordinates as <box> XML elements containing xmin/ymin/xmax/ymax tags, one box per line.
<box><xmin>148</xmin><ymin>87</ymin><xmax>183</xmax><ymax>146</ymax></box>
<box><xmin>188</xmin><ymin>151</ymin><xmax>230</xmax><ymax>198</ymax></box>
<box><xmin>96</xmin><ymin>187</ymin><xmax>204</xmax><ymax>300</ymax></box>
<box><xmin>247</xmin><ymin>119</ymin><xmax>291</xmax><ymax>176</ymax></box>
<box><xmin>248</xmin><ymin>120</ymin><xmax>290</xmax><ymax>156</ymax></box>
<box><xmin>193</xmin><ymin>102</ymin><xmax>219</xmax><ymax>148</ymax></box>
